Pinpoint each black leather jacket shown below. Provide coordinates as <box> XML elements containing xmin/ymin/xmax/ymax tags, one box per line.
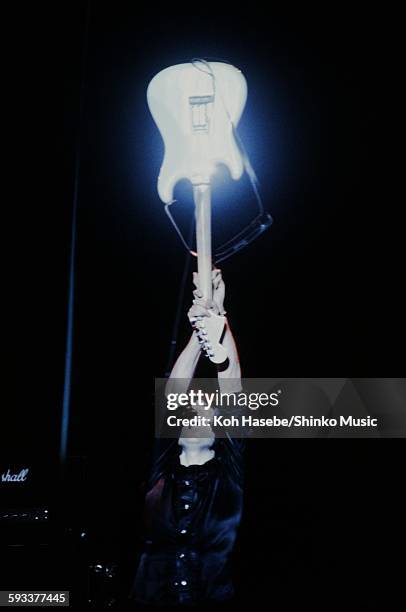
<box><xmin>132</xmin><ymin>437</ymin><xmax>244</xmax><ymax>605</ymax></box>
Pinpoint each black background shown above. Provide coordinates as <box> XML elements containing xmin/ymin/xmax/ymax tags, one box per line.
<box><xmin>4</xmin><ymin>3</ymin><xmax>404</xmax><ymax>609</ymax></box>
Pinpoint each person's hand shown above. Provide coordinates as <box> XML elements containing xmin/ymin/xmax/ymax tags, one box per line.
<box><xmin>188</xmin><ymin>269</ymin><xmax>228</xmax><ymax>359</ymax></box>
<box><xmin>187</xmin><ymin>294</ymin><xmax>212</xmax><ymax>326</ymax></box>
<box><xmin>191</xmin><ymin>269</ymin><xmax>226</xmax><ymax>318</ymax></box>
<box><xmin>211</xmin><ymin>268</ymin><xmax>226</xmax><ymax>315</ymax></box>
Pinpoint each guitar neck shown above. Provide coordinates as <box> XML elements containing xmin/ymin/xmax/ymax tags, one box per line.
<box><xmin>193</xmin><ymin>183</ymin><xmax>212</xmax><ymax>302</ymax></box>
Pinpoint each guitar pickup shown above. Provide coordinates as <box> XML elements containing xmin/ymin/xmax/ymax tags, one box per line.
<box><xmin>189</xmin><ymin>94</ymin><xmax>215</xmax><ymax>133</ymax></box>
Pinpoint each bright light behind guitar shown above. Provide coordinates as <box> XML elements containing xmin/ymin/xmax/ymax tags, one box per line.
<box><xmin>147</xmin><ymin>60</ymin><xmax>250</xmax><ymax>365</ymax></box>
<box><xmin>147</xmin><ymin>61</ymin><xmax>247</xmax><ymax>204</ymax></box>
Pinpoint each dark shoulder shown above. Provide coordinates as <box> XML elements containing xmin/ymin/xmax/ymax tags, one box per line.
<box><xmin>146</xmin><ymin>439</ymin><xmax>179</xmax><ymax>491</ymax></box>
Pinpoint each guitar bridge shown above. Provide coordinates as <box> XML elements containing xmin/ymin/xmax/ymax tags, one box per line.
<box><xmin>189</xmin><ymin>94</ymin><xmax>214</xmax><ymax>134</ymax></box>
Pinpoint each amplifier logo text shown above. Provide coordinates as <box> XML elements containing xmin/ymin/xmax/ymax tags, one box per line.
<box><xmin>1</xmin><ymin>468</ymin><xmax>30</xmax><ymax>483</ymax></box>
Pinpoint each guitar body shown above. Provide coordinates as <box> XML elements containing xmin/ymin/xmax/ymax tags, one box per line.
<box><xmin>147</xmin><ymin>61</ymin><xmax>247</xmax><ymax>203</ymax></box>
<box><xmin>147</xmin><ymin>61</ymin><xmax>247</xmax><ymax>364</ymax></box>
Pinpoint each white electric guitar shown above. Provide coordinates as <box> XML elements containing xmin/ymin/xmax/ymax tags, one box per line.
<box><xmin>147</xmin><ymin>60</ymin><xmax>247</xmax><ymax>364</ymax></box>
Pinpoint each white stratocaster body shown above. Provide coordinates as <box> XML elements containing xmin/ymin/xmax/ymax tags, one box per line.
<box><xmin>147</xmin><ymin>61</ymin><xmax>247</xmax><ymax>364</ymax></box>
<box><xmin>147</xmin><ymin>61</ymin><xmax>247</xmax><ymax>203</ymax></box>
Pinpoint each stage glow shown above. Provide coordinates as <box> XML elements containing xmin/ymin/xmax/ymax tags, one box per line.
<box><xmin>143</xmin><ymin>60</ymin><xmax>274</xmax><ymax>264</ymax></box>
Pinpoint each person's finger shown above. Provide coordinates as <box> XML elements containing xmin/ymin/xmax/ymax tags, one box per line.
<box><xmin>193</xmin><ymin>297</ymin><xmax>213</xmax><ymax>310</ymax></box>
<box><xmin>211</xmin><ymin>303</ymin><xmax>220</xmax><ymax>315</ymax></box>
<box><xmin>189</xmin><ymin>303</ymin><xmax>210</xmax><ymax>316</ymax></box>
<box><xmin>189</xmin><ymin>305</ymin><xmax>210</xmax><ymax>318</ymax></box>
<box><xmin>193</xmin><ymin>272</ymin><xmax>200</xmax><ymax>289</ymax></box>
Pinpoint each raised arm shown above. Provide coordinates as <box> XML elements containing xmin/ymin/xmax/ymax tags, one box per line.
<box><xmin>165</xmin><ymin>280</ymin><xmax>211</xmax><ymax>396</ymax></box>
<box><xmin>211</xmin><ymin>269</ymin><xmax>241</xmax><ymax>383</ymax></box>
<box><xmin>192</xmin><ymin>269</ymin><xmax>242</xmax><ymax>393</ymax></box>
<box><xmin>167</xmin><ymin>332</ymin><xmax>201</xmax><ymax>383</ymax></box>
<box><xmin>166</xmin><ymin>269</ymin><xmax>241</xmax><ymax>397</ymax></box>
